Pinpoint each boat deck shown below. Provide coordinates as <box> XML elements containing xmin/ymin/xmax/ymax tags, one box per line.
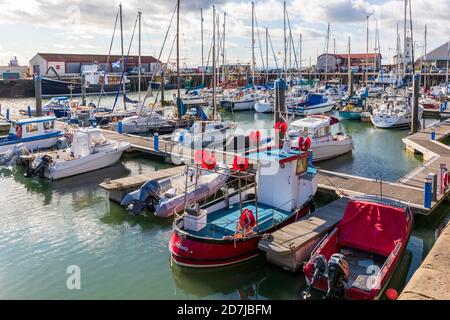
<box><xmin>258</xmin><ymin>197</ymin><xmax>349</xmax><ymax>272</ymax></box>
<box><xmin>188</xmin><ymin>203</ymin><xmax>291</xmax><ymax>240</ymax></box>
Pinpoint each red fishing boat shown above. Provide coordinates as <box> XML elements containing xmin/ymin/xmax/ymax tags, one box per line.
<box><xmin>302</xmin><ymin>195</ymin><xmax>413</xmax><ymax>300</ymax></box>
<box><xmin>170</xmin><ymin>146</ymin><xmax>318</xmax><ymax>268</ymax></box>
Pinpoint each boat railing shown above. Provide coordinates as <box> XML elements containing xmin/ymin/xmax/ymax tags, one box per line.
<box><xmin>352</xmin><ymin>194</ymin><xmax>411</xmax><ymax>209</ymax></box>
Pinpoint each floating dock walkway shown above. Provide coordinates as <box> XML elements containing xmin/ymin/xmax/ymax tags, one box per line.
<box><xmin>317</xmin><ymin>120</ymin><xmax>450</xmax><ymax>216</ymax></box>
<box><xmin>99</xmin><ymin>166</ymin><xmax>185</xmax><ymax>203</ymax></box>
<box><xmin>258</xmin><ymin>197</ymin><xmax>349</xmax><ymax>272</ymax></box>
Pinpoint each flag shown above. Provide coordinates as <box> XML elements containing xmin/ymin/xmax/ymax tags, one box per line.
<box><xmin>112</xmin><ymin>60</ymin><xmax>121</xmax><ymax>69</ymax></box>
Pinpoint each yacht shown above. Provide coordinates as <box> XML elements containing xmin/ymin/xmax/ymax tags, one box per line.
<box><xmin>288</xmin><ymin>115</ymin><xmax>353</xmax><ymax>161</ymax></box>
<box><xmin>288</xmin><ymin>93</ymin><xmax>335</xmax><ymax>117</ymax></box>
<box><xmin>370</xmin><ymin>95</ymin><xmax>421</xmax><ymax>129</ymax></box>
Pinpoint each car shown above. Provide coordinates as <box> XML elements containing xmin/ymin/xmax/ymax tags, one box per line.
<box><xmin>127</xmin><ymin>67</ymin><xmax>146</xmax><ymax>75</ymax></box>
<box><xmin>430</xmin><ymin>67</ymin><xmax>440</xmax><ymax>73</ymax></box>
<box><xmin>438</xmin><ymin>68</ymin><xmax>448</xmax><ymax>74</ymax></box>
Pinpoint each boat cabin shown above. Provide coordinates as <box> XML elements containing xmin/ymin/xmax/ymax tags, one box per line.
<box><xmin>70</xmin><ymin>129</ymin><xmax>110</xmax><ymax>158</ymax></box>
<box><xmin>6</xmin><ymin>116</ymin><xmax>58</xmax><ymax>141</ymax></box>
<box><xmin>289</xmin><ymin>116</ymin><xmax>340</xmax><ymax>141</ymax></box>
<box><xmin>246</xmin><ymin>147</ymin><xmax>317</xmax><ymax>212</ymax></box>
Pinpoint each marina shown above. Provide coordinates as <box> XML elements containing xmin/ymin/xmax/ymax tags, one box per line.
<box><xmin>0</xmin><ymin>0</ymin><xmax>449</xmax><ymax>305</ymax></box>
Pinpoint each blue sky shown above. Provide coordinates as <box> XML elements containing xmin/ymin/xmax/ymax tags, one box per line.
<box><xmin>0</xmin><ymin>0</ymin><xmax>448</xmax><ymax>67</ymax></box>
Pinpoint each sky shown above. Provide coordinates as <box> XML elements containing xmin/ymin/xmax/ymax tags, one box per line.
<box><xmin>0</xmin><ymin>0</ymin><xmax>448</xmax><ymax>68</ymax></box>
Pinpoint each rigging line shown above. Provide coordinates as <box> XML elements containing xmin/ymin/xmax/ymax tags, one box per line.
<box><xmin>141</xmin><ymin>3</ymin><xmax>177</xmax><ymax>113</ymax></box>
<box><xmin>97</xmin><ymin>8</ymin><xmax>119</xmax><ymax>109</ymax></box>
<box><xmin>111</xmin><ymin>13</ymin><xmax>139</xmax><ymax>114</ymax></box>
<box><xmin>253</xmin><ymin>8</ymin><xmax>266</xmax><ymax>73</ymax></box>
<box><xmin>285</xmin><ymin>9</ymin><xmax>300</xmax><ymax>75</ymax></box>
<box><xmin>268</xmin><ymin>31</ymin><xmax>279</xmax><ymax>72</ymax></box>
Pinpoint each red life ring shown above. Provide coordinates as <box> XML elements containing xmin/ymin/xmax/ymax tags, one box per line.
<box><xmin>16</xmin><ymin>125</ymin><xmax>22</xmax><ymax>139</ymax></box>
<box><xmin>274</xmin><ymin>121</ymin><xmax>288</xmax><ymax>135</ymax></box>
<box><xmin>298</xmin><ymin>137</ymin><xmax>304</xmax><ymax>150</ymax></box>
<box><xmin>302</xmin><ymin>137</ymin><xmax>312</xmax><ymax>151</ymax></box>
<box><xmin>233</xmin><ymin>155</ymin><xmax>249</xmax><ymax>172</ymax></box>
<box><xmin>238</xmin><ymin>209</ymin><xmax>256</xmax><ymax>230</ymax></box>
<box><xmin>249</xmin><ymin>130</ymin><xmax>261</xmax><ymax>145</ymax></box>
<box><xmin>443</xmin><ymin>171</ymin><xmax>449</xmax><ymax>189</ymax></box>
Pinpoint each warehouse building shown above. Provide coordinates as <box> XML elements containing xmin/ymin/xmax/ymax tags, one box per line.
<box><xmin>29</xmin><ymin>53</ymin><xmax>161</xmax><ymax>77</ymax></box>
<box><xmin>317</xmin><ymin>53</ymin><xmax>382</xmax><ymax>72</ymax></box>
<box><xmin>415</xmin><ymin>41</ymin><xmax>450</xmax><ymax>69</ymax></box>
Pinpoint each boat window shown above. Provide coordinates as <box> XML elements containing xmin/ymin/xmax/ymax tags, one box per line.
<box><xmin>26</xmin><ymin>123</ymin><xmax>39</xmax><ymax>133</ymax></box>
<box><xmin>296</xmin><ymin>156</ymin><xmax>308</xmax><ymax>175</ymax></box>
<box><xmin>43</xmin><ymin>121</ymin><xmax>54</xmax><ymax>130</ymax></box>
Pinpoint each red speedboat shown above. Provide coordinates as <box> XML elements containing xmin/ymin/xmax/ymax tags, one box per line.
<box><xmin>170</xmin><ymin>147</ymin><xmax>318</xmax><ymax>268</ymax></box>
<box><xmin>303</xmin><ymin>195</ymin><xmax>413</xmax><ymax>300</ymax></box>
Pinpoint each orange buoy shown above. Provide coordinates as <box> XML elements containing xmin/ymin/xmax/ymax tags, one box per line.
<box><xmin>386</xmin><ymin>288</ymin><xmax>398</xmax><ymax>300</ymax></box>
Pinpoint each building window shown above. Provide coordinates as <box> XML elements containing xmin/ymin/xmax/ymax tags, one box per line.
<box><xmin>67</xmin><ymin>62</ymin><xmax>81</xmax><ymax>74</ymax></box>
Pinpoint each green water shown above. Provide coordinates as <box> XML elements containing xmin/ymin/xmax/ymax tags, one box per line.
<box><xmin>0</xmin><ymin>100</ymin><xmax>449</xmax><ymax>299</ymax></box>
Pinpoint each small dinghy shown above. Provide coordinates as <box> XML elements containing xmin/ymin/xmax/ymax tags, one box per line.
<box><xmin>302</xmin><ymin>195</ymin><xmax>413</xmax><ymax>300</ymax></box>
<box><xmin>26</xmin><ymin>128</ymin><xmax>130</xmax><ymax>180</ymax></box>
<box><xmin>121</xmin><ymin>164</ymin><xmax>228</xmax><ymax>217</ymax></box>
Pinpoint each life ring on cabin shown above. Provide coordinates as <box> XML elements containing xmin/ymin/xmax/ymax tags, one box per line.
<box><xmin>15</xmin><ymin>125</ymin><xmax>22</xmax><ymax>139</ymax></box>
<box><xmin>274</xmin><ymin>121</ymin><xmax>288</xmax><ymax>135</ymax></box>
<box><xmin>249</xmin><ymin>130</ymin><xmax>261</xmax><ymax>145</ymax></box>
<box><xmin>237</xmin><ymin>209</ymin><xmax>256</xmax><ymax>233</ymax></box>
<box><xmin>300</xmin><ymin>137</ymin><xmax>312</xmax><ymax>151</ymax></box>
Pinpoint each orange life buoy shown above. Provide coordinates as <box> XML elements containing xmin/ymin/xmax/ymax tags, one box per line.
<box><xmin>238</xmin><ymin>209</ymin><xmax>256</xmax><ymax>231</ymax></box>
<box><xmin>16</xmin><ymin>125</ymin><xmax>22</xmax><ymax>139</ymax></box>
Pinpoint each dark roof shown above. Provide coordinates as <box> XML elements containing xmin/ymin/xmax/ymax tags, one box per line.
<box><xmin>319</xmin><ymin>53</ymin><xmax>382</xmax><ymax>59</ymax></box>
<box><xmin>36</xmin><ymin>53</ymin><xmax>160</xmax><ymax>64</ymax></box>
<box><xmin>416</xmin><ymin>41</ymin><xmax>450</xmax><ymax>62</ymax></box>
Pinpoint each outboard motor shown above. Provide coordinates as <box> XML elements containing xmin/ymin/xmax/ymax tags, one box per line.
<box><xmin>25</xmin><ymin>155</ymin><xmax>52</xmax><ymax>178</ymax></box>
<box><xmin>121</xmin><ymin>180</ymin><xmax>161</xmax><ymax>216</ymax></box>
<box><xmin>302</xmin><ymin>255</ymin><xmax>327</xmax><ymax>299</ymax></box>
<box><xmin>325</xmin><ymin>253</ymin><xmax>349</xmax><ymax>299</ymax></box>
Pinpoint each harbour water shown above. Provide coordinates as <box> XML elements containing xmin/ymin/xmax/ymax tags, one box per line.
<box><xmin>1</xmin><ymin>94</ymin><xmax>449</xmax><ymax>299</ymax></box>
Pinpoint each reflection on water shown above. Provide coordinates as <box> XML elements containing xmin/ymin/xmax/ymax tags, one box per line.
<box><xmin>0</xmin><ymin>108</ymin><xmax>449</xmax><ymax>299</ymax></box>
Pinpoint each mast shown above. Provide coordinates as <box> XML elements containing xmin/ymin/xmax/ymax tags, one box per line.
<box><xmin>366</xmin><ymin>14</ymin><xmax>369</xmax><ymax>84</ymax></box>
<box><xmin>119</xmin><ymin>3</ymin><xmax>126</xmax><ymax>109</ymax></box>
<box><xmin>251</xmin><ymin>1</ymin><xmax>255</xmax><ymax>84</ymax></box>
<box><xmin>325</xmin><ymin>23</ymin><xmax>330</xmax><ymax>82</ymax></box>
<box><xmin>223</xmin><ymin>12</ymin><xmax>226</xmax><ymax>85</ymax></box>
<box><xmin>266</xmin><ymin>27</ymin><xmax>269</xmax><ymax>84</ymax></box>
<box><xmin>299</xmin><ymin>34</ymin><xmax>302</xmax><ymax>81</ymax></box>
<box><xmin>446</xmin><ymin>39</ymin><xmax>450</xmax><ymax>96</ymax></box>
<box><xmin>424</xmin><ymin>24</ymin><xmax>427</xmax><ymax>89</ymax></box>
<box><xmin>138</xmin><ymin>10</ymin><xmax>142</xmax><ymax>103</ymax></box>
<box><xmin>283</xmin><ymin>1</ymin><xmax>287</xmax><ymax>82</ymax></box>
<box><xmin>176</xmin><ymin>0</ymin><xmax>180</xmax><ymax>99</ymax></box>
<box><xmin>348</xmin><ymin>36</ymin><xmax>352</xmax><ymax>96</ymax></box>
<box><xmin>403</xmin><ymin>0</ymin><xmax>407</xmax><ymax>76</ymax></box>
<box><xmin>212</xmin><ymin>5</ymin><xmax>216</xmax><ymax>118</ymax></box>
<box><xmin>201</xmin><ymin>8</ymin><xmax>204</xmax><ymax>85</ymax></box>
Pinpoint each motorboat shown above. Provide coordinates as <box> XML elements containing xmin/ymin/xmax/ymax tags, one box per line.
<box><xmin>220</xmin><ymin>87</ymin><xmax>258</xmax><ymax>111</ymax></box>
<box><xmin>0</xmin><ymin>116</ymin><xmax>63</xmax><ymax>154</ymax></box>
<box><xmin>26</xmin><ymin>128</ymin><xmax>130</xmax><ymax>180</ymax></box>
<box><xmin>169</xmin><ymin>146</ymin><xmax>318</xmax><ymax>268</ymax></box>
<box><xmin>172</xmin><ymin>120</ymin><xmax>237</xmax><ymax>148</ymax></box>
<box><xmin>420</xmin><ymin>96</ymin><xmax>440</xmax><ymax>110</ymax></box>
<box><xmin>338</xmin><ymin>96</ymin><xmax>366</xmax><ymax>120</ymax></box>
<box><xmin>179</xmin><ymin>89</ymin><xmax>209</xmax><ymax>107</ymax></box>
<box><xmin>288</xmin><ymin>93</ymin><xmax>335</xmax><ymax>117</ymax></box>
<box><xmin>303</xmin><ymin>195</ymin><xmax>413</xmax><ymax>300</ymax></box>
<box><xmin>288</xmin><ymin>115</ymin><xmax>353</xmax><ymax>161</ymax></box>
<box><xmin>121</xmin><ymin>164</ymin><xmax>228</xmax><ymax>217</ymax></box>
<box><xmin>370</xmin><ymin>95</ymin><xmax>420</xmax><ymax>129</ymax></box>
